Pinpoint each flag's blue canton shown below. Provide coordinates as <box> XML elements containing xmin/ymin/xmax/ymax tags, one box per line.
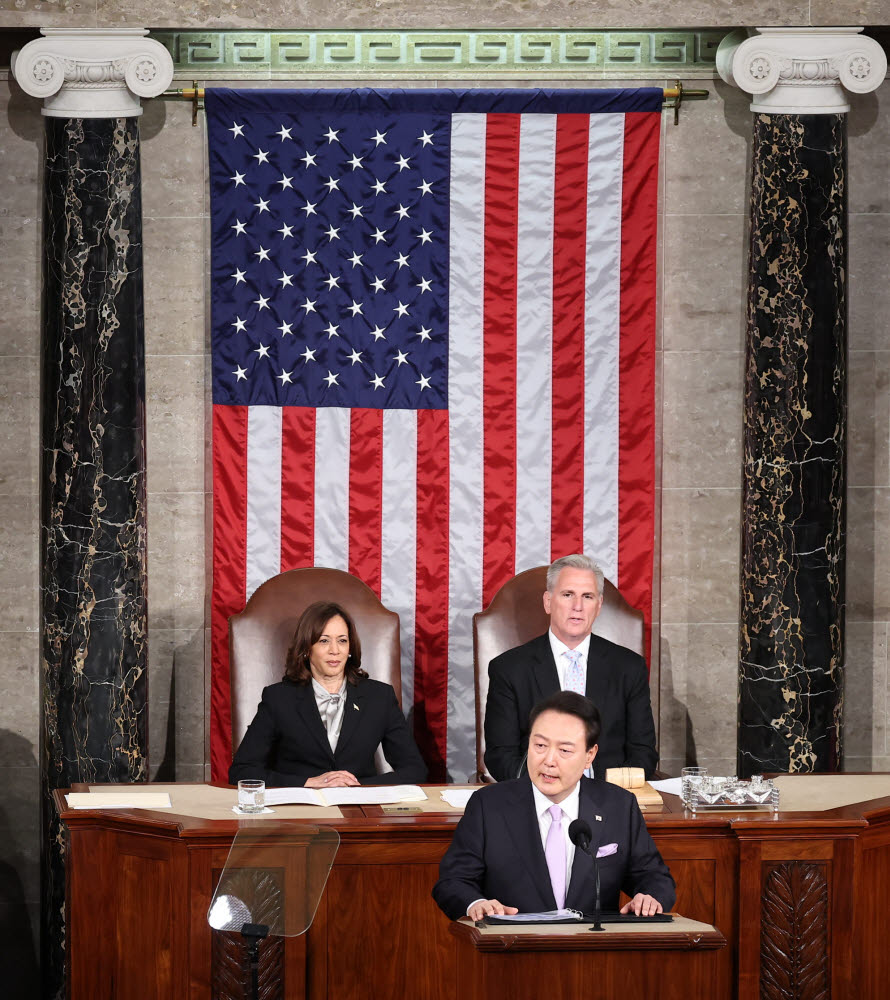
<box><xmin>209</xmin><ymin>109</ymin><xmax>451</xmax><ymax>409</ymax></box>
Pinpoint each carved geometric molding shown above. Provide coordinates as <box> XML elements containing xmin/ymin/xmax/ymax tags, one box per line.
<box><xmin>717</xmin><ymin>27</ymin><xmax>887</xmax><ymax>114</ymax></box>
<box><xmin>211</xmin><ymin>931</ymin><xmax>284</xmax><ymax>1000</ymax></box>
<box><xmin>150</xmin><ymin>29</ymin><xmax>727</xmax><ymax>79</ymax></box>
<box><xmin>11</xmin><ymin>28</ymin><xmax>174</xmax><ymax>118</ymax></box>
<box><xmin>760</xmin><ymin>862</ymin><xmax>830</xmax><ymax>1000</ymax></box>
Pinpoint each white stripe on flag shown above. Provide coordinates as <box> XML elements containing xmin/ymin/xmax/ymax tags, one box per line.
<box><xmin>583</xmin><ymin>113</ymin><xmax>624</xmax><ymax>581</ymax></box>
<box><xmin>245</xmin><ymin>405</ymin><xmax>282</xmax><ymax>599</ymax></box>
<box><xmin>515</xmin><ymin>114</ymin><xmax>556</xmax><ymax>573</ymax></box>
<box><xmin>313</xmin><ymin>406</ymin><xmax>350</xmax><ymax>571</ymax></box>
<box><xmin>447</xmin><ymin>112</ymin><xmax>487</xmax><ymax>781</ymax></box>
<box><xmin>380</xmin><ymin>408</ymin><xmax>418</xmax><ymax>710</ymax></box>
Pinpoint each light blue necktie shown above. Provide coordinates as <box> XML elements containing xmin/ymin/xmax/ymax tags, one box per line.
<box><xmin>564</xmin><ymin>649</ymin><xmax>585</xmax><ymax>695</ymax></box>
<box><xmin>564</xmin><ymin>650</ymin><xmax>592</xmax><ymax>778</ymax></box>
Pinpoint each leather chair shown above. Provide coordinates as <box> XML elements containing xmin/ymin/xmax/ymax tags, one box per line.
<box><xmin>473</xmin><ymin>565</ymin><xmax>645</xmax><ymax>782</ymax></box>
<box><xmin>229</xmin><ymin>567</ymin><xmax>402</xmax><ymax>769</ymax></box>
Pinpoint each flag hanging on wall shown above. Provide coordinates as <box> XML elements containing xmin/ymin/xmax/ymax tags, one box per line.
<box><xmin>206</xmin><ymin>87</ymin><xmax>661</xmax><ymax>782</ymax></box>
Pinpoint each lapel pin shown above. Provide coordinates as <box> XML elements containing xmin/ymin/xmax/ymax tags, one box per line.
<box><xmin>353</xmin><ymin>703</ymin><xmax>360</xmax><ymax>711</ymax></box>
<box><xmin>595</xmin><ymin>815</ymin><xmax>602</xmax><ymax>822</ymax></box>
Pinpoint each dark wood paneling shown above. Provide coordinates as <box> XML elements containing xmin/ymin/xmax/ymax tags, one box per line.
<box><xmin>56</xmin><ymin>788</ymin><xmax>890</xmax><ymax>1000</ymax></box>
<box><xmin>452</xmin><ymin>922</ymin><xmax>726</xmax><ymax>1000</ymax></box>
<box><xmin>322</xmin><ymin>862</ymin><xmax>453</xmax><ymax>1000</ymax></box>
<box><xmin>116</xmin><ymin>852</ymin><xmax>175</xmax><ymax>999</ymax></box>
<box><xmin>853</xmin><ymin>826</ymin><xmax>890</xmax><ymax>1000</ymax></box>
<box><xmin>760</xmin><ymin>862</ymin><xmax>829</xmax><ymax>1000</ymax></box>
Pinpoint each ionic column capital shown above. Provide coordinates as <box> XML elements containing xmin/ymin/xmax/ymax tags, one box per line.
<box><xmin>717</xmin><ymin>27</ymin><xmax>886</xmax><ymax>114</ymax></box>
<box><xmin>11</xmin><ymin>28</ymin><xmax>174</xmax><ymax>118</ymax></box>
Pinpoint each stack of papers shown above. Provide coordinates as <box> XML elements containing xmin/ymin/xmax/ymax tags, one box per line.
<box><xmin>440</xmin><ymin>788</ymin><xmax>478</xmax><ymax>809</ymax></box>
<box><xmin>265</xmin><ymin>784</ymin><xmax>427</xmax><ymax>807</ymax></box>
<box><xmin>66</xmin><ymin>792</ymin><xmax>172</xmax><ymax>810</ymax></box>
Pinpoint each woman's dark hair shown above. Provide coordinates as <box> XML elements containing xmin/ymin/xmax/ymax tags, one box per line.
<box><xmin>283</xmin><ymin>601</ymin><xmax>368</xmax><ymax>685</ymax></box>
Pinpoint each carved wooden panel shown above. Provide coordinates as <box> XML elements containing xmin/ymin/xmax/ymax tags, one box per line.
<box><xmin>211</xmin><ymin>868</ymin><xmax>285</xmax><ymax>1000</ymax></box>
<box><xmin>760</xmin><ymin>861</ymin><xmax>829</xmax><ymax>1000</ymax></box>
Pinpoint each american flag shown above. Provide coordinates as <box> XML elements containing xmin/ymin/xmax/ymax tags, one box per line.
<box><xmin>206</xmin><ymin>88</ymin><xmax>661</xmax><ymax>782</ymax></box>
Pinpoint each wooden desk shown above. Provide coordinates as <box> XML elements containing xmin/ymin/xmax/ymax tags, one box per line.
<box><xmin>54</xmin><ymin>780</ymin><xmax>890</xmax><ymax>1000</ymax></box>
<box><xmin>451</xmin><ymin>916</ymin><xmax>726</xmax><ymax>999</ymax></box>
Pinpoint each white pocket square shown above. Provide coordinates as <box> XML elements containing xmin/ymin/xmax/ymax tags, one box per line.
<box><xmin>596</xmin><ymin>843</ymin><xmax>618</xmax><ymax>858</ymax></box>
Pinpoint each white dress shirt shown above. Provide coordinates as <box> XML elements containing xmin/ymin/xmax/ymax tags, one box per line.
<box><xmin>464</xmin><ymin>779</ymin><xmax>583</xmax><ymax>916</ymax></box>
<box><xmin>548</xmin><ymin>630</ymin><xmax>591</xmax><ymax>691</ymax></box>
<box><xmin>531</xmin><ymin>780</ymin><xmax>580</xmax><ymax>889</ymax></box>
<box><xmin>546</xmin><ymin>630</ymin><xmax>594</xmax><ymax>778</ymax></box>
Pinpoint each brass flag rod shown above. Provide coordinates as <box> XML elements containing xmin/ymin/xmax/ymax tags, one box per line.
<box><xmin>163</xmin><ymin>81</ymin><xmax>709</xmax><ymax>127</ymax></box>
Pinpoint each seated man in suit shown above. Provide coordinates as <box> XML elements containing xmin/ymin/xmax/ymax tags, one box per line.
<box><xmin>433</xmin><ymin>692</ymin><xmax>675</xmax><ymax>921</ymax></box>
<box><xmin>484</xmin><ymin>553</ymin><xmax>657</xmax><ymax>781</ymax></box>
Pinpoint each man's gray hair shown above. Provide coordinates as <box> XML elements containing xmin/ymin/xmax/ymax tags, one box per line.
<box><xmin>546</xmin><ymin>554</ymin><xmax>605</xmax><ymax>594</ymax></box>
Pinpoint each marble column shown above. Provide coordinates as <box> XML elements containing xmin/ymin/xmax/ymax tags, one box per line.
<box><xmin>11</xmin><ymin>29</ymin><xmax>173</xmax><ymax>999</ymax></box>
<box><xmin>718</xmin><ymin>28</ymin><xmax>886</xmax><ymax>777</ymax></box>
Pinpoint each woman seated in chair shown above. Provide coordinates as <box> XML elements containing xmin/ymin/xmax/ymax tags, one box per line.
<box><xmin>229</xmin><ymin>601</ymin><xmax>428</xmax><ymax>787</ymax></box>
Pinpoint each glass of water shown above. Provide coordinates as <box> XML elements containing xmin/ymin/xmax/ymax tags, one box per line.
<box><xmin>237</xmin><ymin>779</ymin><xmax>265</xmax><ymax>814</ymax></box>
<box><xmin>680</xmin><ymin>766</ymin><xmax>708</xmax><ymax>806</ymax></box>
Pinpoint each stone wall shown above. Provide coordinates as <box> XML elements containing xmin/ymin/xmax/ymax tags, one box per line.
<box><xmin>1</xmin><ymin>4</ymin><xmax>888</xmax><ymax>985</ymax></box>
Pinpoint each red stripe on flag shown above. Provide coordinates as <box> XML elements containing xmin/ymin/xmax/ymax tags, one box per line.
<box><xmin>413</xmin><ymin>408</ymin><xmax>450</xmax><ymax>780</ymax></box>
<box><xmin>280</xmin><ymin>407</ymin><xmax>316</xmax><ymax>571</ymax></box>
<box><xmin>617</xmin><ymin>111</ymin><xmax>660</xmax><ymax>660</ymax></box>
<box><xmin>210</xmin><ymin>404</ymin><xmax>249</xmax><ymax>781</ymax></box>
<box><xmin>482</xmin><ymin>114</ymin><xmax>521</xmax><ymax>607</ymax></box>
<box><xmin>550</xmin><ymin>114</ymin><xmax>590</xmax><ymax>558</ymax></box>
<box><xmin>348</xmin><ymin>408</ymin><xmax>384</xmax><ymax>596</ymax></box>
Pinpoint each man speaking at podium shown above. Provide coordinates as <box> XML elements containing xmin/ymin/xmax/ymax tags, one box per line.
<box><xmin>484</xmin><ymin>554</ymin><xmax>658</xmax><ymax>782</ymax></box>
<box><xmin>433</xmin><ymin>693</ymin><xmax>675</xmax><ymax>922</ymax></box>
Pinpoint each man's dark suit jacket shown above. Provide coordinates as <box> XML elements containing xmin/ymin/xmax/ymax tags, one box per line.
<box><xmin>484</xmin><ymin>633</ymin><xmax>657</xmax><ymax>781</ymax></box>
<box><xmin>228</xmin><ymin>676</ymin><xmax>427</xmax><ymax>787</ymax></box>
<box><xmin>432</xmin><ymin>776</ymin><xmax>675</xmax><ymax>920</ymax></box>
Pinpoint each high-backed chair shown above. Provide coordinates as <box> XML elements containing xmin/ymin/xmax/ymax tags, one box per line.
<box><xmin>229</xmin><ymin>567</ymin><xmax>402</xmax><ymax>765</ymax></box>
<box><xmin>473</xmin><ymin>566</ymin><xmax>645</xmax><ymax>782</ymax></box>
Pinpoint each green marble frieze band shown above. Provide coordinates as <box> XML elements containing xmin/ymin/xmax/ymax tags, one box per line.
<box><xmin>150</xmin><ymin>29</ymin><xmax>725</xmax><ymax>79</ymax></box>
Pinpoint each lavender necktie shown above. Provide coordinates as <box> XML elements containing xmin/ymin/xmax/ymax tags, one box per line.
<box><xmin>544</xmin><ymin>804</ymin><xmax>566</xmax><ymax>909</ymax></box>
<box><xmin>564</xmin><ymin>648</ymin><xmax>585</xmax><ymax>695</ymax></box>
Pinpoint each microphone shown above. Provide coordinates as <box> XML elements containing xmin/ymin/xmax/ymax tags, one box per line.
<box><xmin>515</xmin><ymin>752</ymin><xmax>528</xmax><ymax>780</ymax></box>
<box><xmin>568</xmin><ymin>819</ymin><xmax>591</xmax><ymax>851</ymax></box>
<box><xmin>568</xmin><ymin>819</ymin><xmax>603</xmax><ymax>931</ymax></box>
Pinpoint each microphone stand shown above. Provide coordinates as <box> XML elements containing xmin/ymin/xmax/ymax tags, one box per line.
<box><xmin>240</xmin><ymin>922</ymin><xmax>269</xmax><ymax>1000</ymax></box>
<box><xmin>568</xmin><ymin>821</ymin><xmax>605</xmax><ymax>932</ymax></box>
<box><xmin>590</xmin><ymin>854</ymin><xmax>604</xmax><ymax>932</ymax></box>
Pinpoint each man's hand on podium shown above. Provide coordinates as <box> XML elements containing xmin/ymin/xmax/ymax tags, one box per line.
<box><xmin>467</xmin><ymin>899</ymin><xmax>520</xmax><ymax>922</ymax></box>
<box><xmin>619</xmin><ymin>893</ymin><xmax>663</xmax><ymax>917</ymax></box>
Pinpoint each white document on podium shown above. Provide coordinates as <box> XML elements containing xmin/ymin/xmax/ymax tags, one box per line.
<box><xmin>487</xmin><ymin>909</ymin><xmax>584</xmax><ymax>923</ymax></box>
<box><xmin>264</xmin><ymin>784</ymin><xmax>428</xmax><ymax>807</ymax></box>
